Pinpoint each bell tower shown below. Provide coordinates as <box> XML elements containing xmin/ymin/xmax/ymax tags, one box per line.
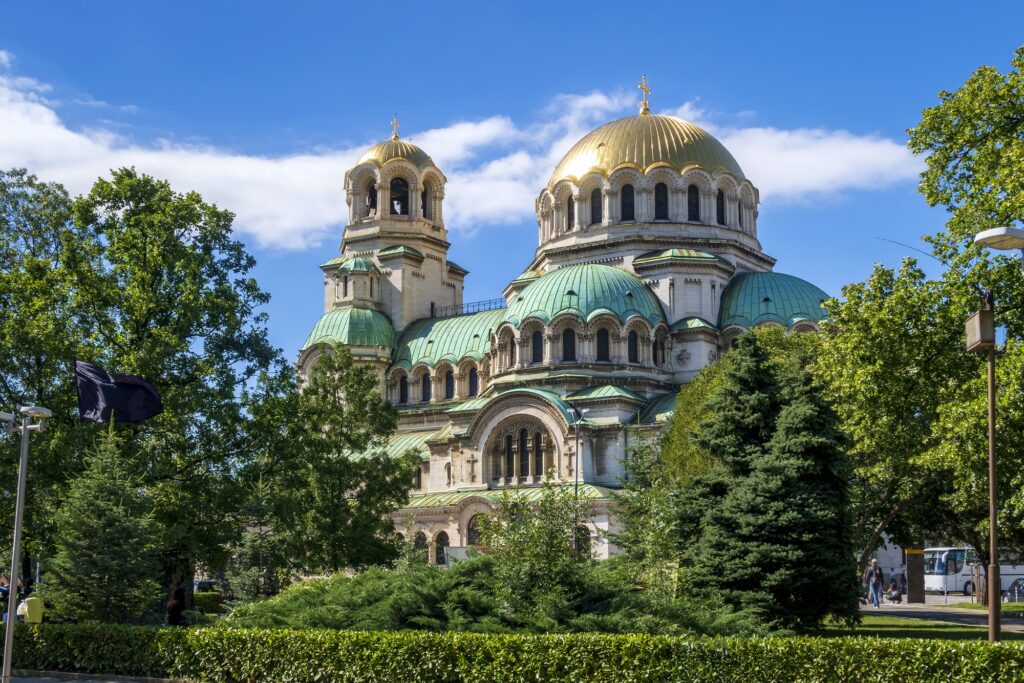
<box><xmin>335</xmin><ymin>117</ymin><xmax>466</xmax><ymax>330</ymax></box>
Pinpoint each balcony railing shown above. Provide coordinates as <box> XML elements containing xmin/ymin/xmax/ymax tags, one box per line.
<box><xmin>434</xmin><ymin>298</ymin><xmax>506</xmax><ymax>318</ymax></box>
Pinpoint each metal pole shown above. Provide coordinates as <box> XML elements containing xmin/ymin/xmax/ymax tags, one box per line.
<box><xmin>2</xmin><ymin>418</ymin><xmax>31</xmax><ymax>683</ymax></box>
<box><xmin>573</xmin><ymin>417</ymin><xmax>580</xmax><ymax>529</ymax></box>
<box><xmin>988</xmin><ymin>342</ymin><xmax>1000</xmax><ymax>643</ymax></box>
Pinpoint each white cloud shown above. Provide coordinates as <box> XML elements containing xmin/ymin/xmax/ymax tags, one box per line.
<box><xmin>0</xmin><ymin>52</ymin><xmax>920</xmax><ymax>250</ymax></box>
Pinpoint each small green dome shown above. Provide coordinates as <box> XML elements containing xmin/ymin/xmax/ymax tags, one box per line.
<box><xmin>718</xmin><ymin>272</ymin><xmax>829</xmax><ymax>330</ymax></box>
<box><xmin>302</xmin><ymin>308</ymin><xmax>394</xmax><ymax>350</ymax></box>
<box><xmin>503</xmin><ymin>264</ymin><xmax>665</xmax><ymax>326</ymax></box>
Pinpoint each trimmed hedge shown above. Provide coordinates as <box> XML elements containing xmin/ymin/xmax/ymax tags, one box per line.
<box><xmin>12</xmin><ymin>623</ymin><xmax>1024</xmax><ymax>682</ymax></box>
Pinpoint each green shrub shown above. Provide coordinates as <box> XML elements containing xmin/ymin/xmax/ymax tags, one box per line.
<box><xmin>12</xmin><ymin>623</ymin><xmax>1024</xmax><ymax>682</ymax></box>
<box><xmin>193</xmin><ymin>591</ymin><xmax>226</xmax><ymax>615</ymax></box>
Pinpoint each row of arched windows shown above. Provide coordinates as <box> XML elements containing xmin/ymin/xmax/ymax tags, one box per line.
<box><xmin>496</xmin><ymin>429</ymin><xmax>547</xmax><ymax>482</ymax></box>
<box><xmin>501</xmin><ymin>326</ymin><xmax>665</xmax><ymax>370</ymax></box>
<box><xmin>362</xmin><ymin>178</ymin><xmax>436</xmax><ymax>219</ymax></box>
<box><xmin>555</xmin><ymin>183</ymin><xmax>740</xmax><ymax>234</ymax></box>
<box><xmin>400</xmin><ymin>521</ymin><xmax>589</xmax><ymax>560</ymax></box>
<box><xmin>395</xmin><ymin>366</ymin><xmax>480</xmax><ymax>405</ymax></box>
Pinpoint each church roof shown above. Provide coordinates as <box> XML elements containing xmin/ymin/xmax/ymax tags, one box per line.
<box><xmin>565</xmin><ymin>385</ymin><xmax>644</xmax><ymax>403</ymax></box>
<box><xmin>634</xmin><ymin>249</ymin><xmax>726</xmax><ymax>268</ymax></box>
<box><xmin>548</xmin><ymin>114</ymin><xmax>745</xmax><ymax>189</ymax></box>
<box><xmin>357</xmin><ymin>138</ymin><xmax>433</xmax><ymax>168</ymax></box>
<box><xmin>321</xmin><ymin>256</ymin><xmax>379</xmax><ymax>272</ymax></box>
<box><xmin>302</xmin><ymin>307</ymin><xmax>395</xmax><ymax>350</ymax></box>
<box><xmin>401</xmin><ymin>483</ymin><xmax>617</xmax><ymax>510</ymax></box>
<box><xmin>670</xmin><ymin>316</ymin><xmax>717</xmax><ymax>332</ymax></box>
<box><xmin>718</xmin><ymin>272</ymin><xmax>829</xmax><ymax>330</ymax></box>
<box><xmin>503</xmin><ymin>263</ymin><xmax>665</xmax><ymax>327</ymax></box>
<box><xmin>379</xmin><ymin>244</ymin><xmax>425</xmax><ymax>261</ymax></box>
<box><xmin>392</xmin><ymin>308</ymin><xmax>506</xmax><ymax>369</ymax></box>
<box><xmin>640</xmin><ymin>391</ymin><xmax>678</xmax><ymax>424</ymax></box>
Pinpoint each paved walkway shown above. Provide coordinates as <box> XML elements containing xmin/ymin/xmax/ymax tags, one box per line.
<box><xmin>863</xmin><ymin>597</ymin><xmax>1024</xmax><ymax>633</ymax></box>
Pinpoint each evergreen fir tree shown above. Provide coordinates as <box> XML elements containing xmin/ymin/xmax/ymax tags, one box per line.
<box><xmin>47</xmin><ymin>430</ymin><xmax>162</xmax><ymax>623</ymax></box>
<box><xmin>691</xmin><ymin>333</ymin><xmax>859</xmax><ymax>628</ymax></box>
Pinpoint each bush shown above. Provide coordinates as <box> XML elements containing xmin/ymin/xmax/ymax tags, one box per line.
<box><xmin>193</xmin><ymin>591</ymin><xmax>226</xmax><ymax>615</ymax></box>
<box><xmin>12</xmin><ymin>623</ymin><xmax>1024</xmax><ymax>682</ymax></box>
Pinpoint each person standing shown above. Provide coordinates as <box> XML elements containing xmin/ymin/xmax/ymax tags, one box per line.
<box><xmin>862</xmin><ymin>559</ymin><xmax>884</xmax><ymax>608</ymax></box>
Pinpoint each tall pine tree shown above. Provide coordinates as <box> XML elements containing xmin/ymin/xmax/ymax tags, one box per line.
<box><xmin>47</xmin><ymin>429</ymin><xmax>162</xmax><ymax>623</ymax></box>
<box><xmin>690</xmin><ymin>333</ymin><xmax>858</xmax><ymax>628</ymax></box>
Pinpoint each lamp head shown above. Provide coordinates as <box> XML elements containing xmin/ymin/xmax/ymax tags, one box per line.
<box><xmin>19</xmin><ymin>406</ymin><xmax>52</xmax><ymax>420</ymax></box>
<box><xmin>974</xmin><ymin>227</ymin><xmax>1024</xmax><ymax>251</ymax></box>
<box><xmin>0</xmin><ymin>412</ymin><xmax>14</xmax><ymax>424</ymax></box>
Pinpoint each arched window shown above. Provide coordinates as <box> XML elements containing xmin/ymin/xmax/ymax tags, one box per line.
<box><xmin>628</xmin><ymin>330</ymin><xmax>639</xmax><ymax>363</ymax></box>
<box><xmin>366</xmin><ymin>183</ymin><xmax>377</xmax><ymax>217</ymax></box>
<box><xmin>467</xmin><ymin>515</ymin><xmax>481</xmax><ymax>546</ymax></box>
<box><xmin>414</xmin><ymin>466</ymin><xmax>422</xmax><ymax>490</ymax></box>
<box><xmin>688</xmin><ymin>184</ymin><xmax>700</xmax><ymax>222</ymax></box>
<box><xmin>590</xmin><ymin>188</ymin><xmax>602</xmax><ymax>225</ymax></box>
<box><xmin>519</xmin><ymin>429</ymin><xmax>529</xmax><ymax>478</ymax></box>
<box><xmin>421</xmin><ymin>373</ymin><xmax>431</xmax><ymax>403</ymax></box>
<box><xmin>716</xmin><ymin>190</ymin><xmax>725</xmax><ymax>225</ymax></box>
<box><xmin>468</xmin><ymin>368</ymin><xmax>479</xmax><ymax>397</ymax></box>
<box><xmin>504</xmin><ymin>435</ymin><xmax>514</xmax><ymax>478</ymax></box>
<box><xmin>422</xmin><ymin>183</ymin><xmax>431</xmax><ymax>219</ymax></box>
<box><xmin>508</xmin><ymin>336</ymin><xmax>517</xmax><ymax>366</ymax></box>
<box><xmin>414</xmin><ymin>531</ymin><xmax>428</xmax><ymax>562</ymax></box>
<box><xmin>654</xmin><ymin>183</ymin><xmax>669</xmax><ymax>220</ymax></box>
<box><xmin>342</xmin><ymin>275</ymin><xmax>348</xmax><ymax>298</ymax></box>
<box><xmin>562</xmin><ymin>328</ymin><xmax>576</xmax><ymax>362</ymax></box>
<box><xmin>444</xmin><ymin>370</ymin><xmax>454</xmax><ymax>399</ymax></box>
<box><xmin>399</xmin><ymin>376</ymin><xmax>408</xmax><ymax>404</ymax></box>
<box><xmin>444</xmin><ymin>462</ymin><xmax>452</xmax><ymax>486</ymax></box>
<box><xmin>652</xmin><ymin>340</ymin><xmax>659</xmax><ymax>366</ymax></box>
<box><xmin>738</xmin><ymin>202</ymin><xmax>744</xmax><ymax>228</ymax></box>
<box><xmin>533</xmin><ymin>432</ymin><xmax>543</xmax><ymax>478</ymax></box>
<box><xmin>596</xmin><ymin>328</ymin><xmax>610</xmax><ymax>362</ymax></box>
<box><xmin>566</xmin><ymin>196</ymin><xmax>575</xmax><ymax>230</ymax></box>
<box><xmin>390</xmin><ymin>177</ymin><xmax>409</xmax><ymax>215</ymax></box>
<box><xmin>532</xmin><ymin>330</ymin><xmax>543</xmax><ymax>363</ymax></box>
<box><xmin>434</xmin><ymin>531</ymin><xmax>449</xmax><ymax>566</ymax></box>
<box><xmin>369</xmin><ymin>277</ymin><xmax>373</xmax><ymax>298</ymax></box>
<box><xmin>621</xmin><ymin>184</ymin><xmax>635</xmax><ymax>221</ymax></box>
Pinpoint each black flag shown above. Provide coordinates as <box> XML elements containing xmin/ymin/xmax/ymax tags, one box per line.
<box><xmin>74</xmin><ymin>360</ymin><xmax>163</xmax><ymax>424</ymax></box>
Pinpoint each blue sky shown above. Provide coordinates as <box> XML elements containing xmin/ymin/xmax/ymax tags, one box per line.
<box><xmin>2</xmin><ymin>2</ymin><xmax>1022</xmax><ymax>359</ymax></box>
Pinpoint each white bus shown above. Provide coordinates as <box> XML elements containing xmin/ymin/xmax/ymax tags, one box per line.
<box><xmin>924</xmin><ymin>547</ymin><xmax>1024</xmax><ymax>595</ymax></box>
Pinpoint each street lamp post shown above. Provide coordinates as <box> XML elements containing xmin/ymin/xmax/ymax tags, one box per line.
<box><xmin>569</xmin><ymin>405</ymin><xmax>590</xmax><ymax>541</ymax></box>
<box><xmin>968</xmin><ymin>226</ymin><xmax>1024</xmax><ymax>644</ymax></box>
<box><xmin>0</xmin><ymin>405</ymin><xmax>50</xmax><ymax>683</ymax></box>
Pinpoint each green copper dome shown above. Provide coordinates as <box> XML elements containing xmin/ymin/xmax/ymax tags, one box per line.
<box><xmin>718</xmin><ymin>272</ymin><xmax>829</xmax><ymax>330</ymax></box>
<box><xmin>503</xmin><ymin>264</ymin><xmax>665</xmax><ymax>326</ymax></box>
<box><xmin>393</xmin><ymin>308</ymin><xmax>506</xmax><ymax>369</ymax></box>
<box><xmin>302</xmin><ymin>308</ymin><xmax>394</xmax><ymax>350</ymax></box>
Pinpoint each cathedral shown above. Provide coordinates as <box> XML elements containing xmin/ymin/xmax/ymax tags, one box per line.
<box><xmin>298</xmin><ymin>81</ymin><xmax>829</xmax><ymax>562</ymax></box>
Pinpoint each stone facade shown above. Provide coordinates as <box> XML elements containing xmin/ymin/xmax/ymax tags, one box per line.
<box><xmin>299</xmin><ymin>109</ymin><xmax>831</xmax><ymax>561</ymax></box>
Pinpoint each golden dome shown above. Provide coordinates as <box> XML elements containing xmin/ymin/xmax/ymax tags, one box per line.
<box><xmin>356</xmin><ymin>138</ymin><xmax>433</xmax><ymax>168</ymax></box>
<box><xmin>548</xmin><ymin>114</ymin><xmax>745</xmax><ymax>188</ymax></box>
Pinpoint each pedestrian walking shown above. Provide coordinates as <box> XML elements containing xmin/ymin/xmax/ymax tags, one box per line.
<box><xmin>862</xmin><ymin>559</ymin><xmax>884</xmax><ymax>608</ymax></box>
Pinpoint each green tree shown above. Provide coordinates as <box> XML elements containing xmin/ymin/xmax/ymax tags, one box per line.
<box><xmin>47</xmin><ymin>429</ymin><xmax>162</xmax><ymax>622</ymax></box>
<box><xmin>0</xmin><ymin>169</ymin><xmax>92</xmax><ymax>584</ymax></box>
<box><xmin>660</xmin><ymin>358</ymin><xmax>731</xmax><ymax>483</ymax></box>
<box><xmin>70</xmin><ymin>168</ymin><xmax>281</xmax><ymax>594</ymax></box>
<box><xmin>248</xmin><ymin>345</ymin><xmax>416</xmax><ymax>573</ymax></box>
<box><xmin>690</xmin><ymin>333</ymin><xmax>858</xmax><ymax>629</ymax></box>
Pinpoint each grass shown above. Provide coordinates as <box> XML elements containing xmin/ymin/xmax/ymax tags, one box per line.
<box><xmin>820</xmin><ymin>614</ymin><xmax>1024</xmax><ymax>641</ymax></box>
<box><xmin>940</xmin><ymin>601</ymin><xmax>1024</xmax><ymax>613</ymax></box>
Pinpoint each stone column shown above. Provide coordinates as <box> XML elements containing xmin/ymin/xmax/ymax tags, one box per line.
<box><xmin>410</xmin><ymin>183</ymin><xmax>422</xmax><ymax>219</ymax></box>
<box><xmin>602</xmin><ymin>189</ymin><xmax>613</xmax><ymax>226</ymax></box>
<box><xmin>378</xmin><ymin>183</ymin><xmax>390</xmax><ymax>219</ymax></box>
<box><xmin>436</xmin><ymin>191</ymin><xmax>445</xmax><ymax>225</ymax></box>
<box><xmin>544</xmin><ymin>332</ymin><xmax>556</xmax><ymax>364</ymax></box>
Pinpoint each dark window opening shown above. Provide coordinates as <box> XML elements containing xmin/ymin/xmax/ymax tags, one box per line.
<box><xmin>434</xmin><ymin>532</ymin><xmax>449</xmax><ymax>566</ymax></box>
<box><xmin>342</xmin><ymin>275</ymin><xmax>348</xmax><ymax>298</ymax></box>
<box><xmin>366</xmin><ymin>184</ymin><xmax>377</xmax><ymax>216</ymax></box>
<box><xmin>532</xmin><ymin>330</ymin><xmax>543</xmax><ymax>363</ymax></box>
<box><xmin>422</xmin><ymin>184</ymin><xmax>431</xmax><ymax>219</ymax></box>
<box><xmin>590</xmin><ymin>188</ymin><xmax>602</xmax><ymax>225</ymax></box>
<box><xmin>414</xmin><ymin>531</ymin><xmax>428</xmax><ymax>562</ymax></box>
<box><xmin>655</xmin><ymin>183</ymin><xmax>669</xmax><ymax>220</ymax></box>
<box><xmin>628</xmin><ymin>331</ymin><xmax>639</xmax><ymax>363</ymax></box>
<box><xmin>567</xmin><ymin>197</ymin><xmax>575</xmax><ymax>230</ymax></box>
<box><xmin>414</xmin><ymin>467</ymin><xmax>422</xmax><ymax>490</ymax></box>
<box><xmin>467</xmin><ymin>515</ymin><xmax>481</xmax><ymax>545</ymax></box>
<box><xmin>468</xmin><ymin>368</ymin><xmax>479</xmax><ymax>397</ymax></box>
<box><xmin>596</xmin><ymin>328</ymin><xmax>610</xmax><ymax>362</ymax></box>
<box><xmin>519</xmin><ymin>429</ymin><xmax>529</xmax><ymax>478</ymax></box>
<box><xmin>509</xmin><ymin>336</ymin><xmax>517</xmax><ymax>366</ymax></box>
<box><xmin>688</xmin><ymin>184</ymin><xmax>700</xmax><ymax>221</ymax></box>
<box><xmin>504</xmin><ymin>435</ymin><xmax>514</xmax><ymax>478</ymax></box>
<box><xmin>716</xmin><ymin>190</ymin><xmax>725</xmax><ymax>225</ymax></box>
<box><xmin>399</xmin><ymin>376</ymin><xmax>408</xmax><ymax>404</ymax></box>
<box><xmin>390</xmin><ymin>177</ymin><xmax>409</xmax><ymax>215</ymax></box>
<box><xmin>621</xmin><ymin>184</ymin><xmax>635</xmax><ymax>221</ymax></box>
<box><xmin>562</xmin><ymin>328</ymin><xmax>576</xmax><ymax>361</ymax></box>
<box><xmin>739</xmin><ymin>203</ymin><xmax>744</xmax><ymax>228</ymax></box>
<box><xmin>444</xmin><ymin>370</ymin><xmax>454</xmax><ymax>399</ymax></box>
<box><xmin>421</xmin><ymin>373</ymin><xmax>431</xmax><ymax>403</ymax></box>
<box><xmin>533</xmin><ymin>433</ymin><xmax>543</xmax><ymax>478</ymax></box>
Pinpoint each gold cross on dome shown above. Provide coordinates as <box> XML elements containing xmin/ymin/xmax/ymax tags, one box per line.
<box><xmin>638</xmin><ymin>74</ymin><xmax>652</xmax><ymax>116</ymax></box>
<box><xmin>391</xmin><ymin>113</ymin><xmax>400</xmax><ymax>140</ymax></box>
